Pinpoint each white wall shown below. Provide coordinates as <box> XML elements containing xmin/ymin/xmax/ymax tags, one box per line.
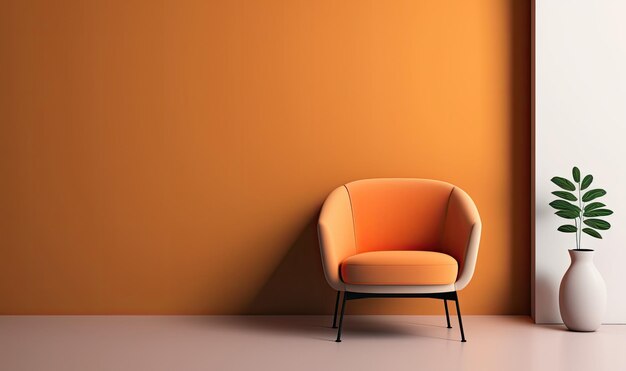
<box><xmin>535</xmin><ymin>0</ymin><xmax>626</xmax><ymax>323</ymax></box>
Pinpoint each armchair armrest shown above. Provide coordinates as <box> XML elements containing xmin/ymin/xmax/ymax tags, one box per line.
<box><xmin>442</xmin><ymin>187</ymin><xmax>482</xmax><ymax>291</ymax></box>
<box><xmin>318</xmin><ymin>186</ymin><xmax>357</xmax><ymax>291</ymax></box>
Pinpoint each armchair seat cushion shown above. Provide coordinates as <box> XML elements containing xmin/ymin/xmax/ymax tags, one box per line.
<box><xmin>340</xmin><ymin>250</ymin><xmax>458</xmax><ymax>286</ymax></box>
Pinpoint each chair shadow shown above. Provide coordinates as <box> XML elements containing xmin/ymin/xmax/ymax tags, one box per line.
<box><xmin>244</xmin><ymin>212</ymin><xmax>336</xmax><ymax>316</ymax></box>
<box><xmin>192</xmin><ymin>315</ymin><xmax>460</xmax><ymax>342</ymax></box>
<box><xmin>228</xmin><ymin>208</ymin><xmax>460</xmax><ymax>341</ymax></box>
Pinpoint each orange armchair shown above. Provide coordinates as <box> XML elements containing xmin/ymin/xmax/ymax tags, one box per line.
<box><xmin>318</xmin><ymin>178</ymin><xmax>481</xmax><ymax>342</ymax></box>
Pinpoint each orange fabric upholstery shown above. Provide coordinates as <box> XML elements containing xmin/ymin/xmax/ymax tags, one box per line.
<box><xmin>346</xmin><ymin>179</ymin><xmax>453</xmax><ymax>253</ymax></box>
<box><xmin>318</xmin><ymin>178</ymin><xmax>481</xmax><ymax>293</ymax></box>
<box><xmin>340</xmin><ymin>251</ymin><xmax>458</xmax><ymax>285</ymax></box>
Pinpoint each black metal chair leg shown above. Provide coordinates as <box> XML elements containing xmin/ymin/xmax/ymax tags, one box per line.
<box><xmin>335</xmin><ymin>292</ymin><xmax>348</xmax><ymax>342</ymax></box>
<box><xmin>332</xmin><ymin>291</ymin><xmax>342</xmax><ymax>328</ymax></box>
<box><xmin>444</xmin><ymin>299</ymin><xmax>452</xmax><ymax>328</ymax></box>
<box><xmin>454</xmin><ymin>293</ymin><xmax>466</xmax><ymax>342</ymax></box>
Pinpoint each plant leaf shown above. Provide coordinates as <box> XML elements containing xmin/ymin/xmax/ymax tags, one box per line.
<box><xmin>584</xmin><ymin>202</ymin><xmax>606</xmax><ymax>212</ymax></box>
<box><xmin>584</xmin><ymin>209</ymin><xmax>614</xmax><ymax>217</ymax></box>
<box><xmin>583</xmin><ymin>228</ymin><xmax>602</xmax><ymax>239</ymax></box>
<box><xmin>551</xmin><ymin>177</ymin><xmax>576</xmax><ymax>191</ymax></box>
<box><xmin>581</xmin><ymin>175</ymin><xmax>593</xmax><ymax>190</ymax></box>
<box><xmin>549</xmin><ymin>200</ymin><xmax>581</xmax><ymax>212</ymax></box>
<box><xmin>584</xmin><ymin>219</ymin><xmax>611</xmax><ymax>230</ymax></box>
<box><xmin>582</xmin><ymin>189</ymin><xmax>607</xmax><ymax>202</ymax></box>
<box><xmin>573</xmin><ymin>167</ymin><xmax>580</xmax><ymax>183</ymax></box>
<box><xmin>556</xmin><ymin>210</ymin><xmax>579</xmax><ymax>219</ymax></box>
<box><xmin>558</xmin><ymin>225</ymin><xmax>577</xmax><ymax>233</ymax></box>
<box><xmin>552</xmin><ymin>191</ymin><xmax>577</xmax><ymax>201</ymax></box>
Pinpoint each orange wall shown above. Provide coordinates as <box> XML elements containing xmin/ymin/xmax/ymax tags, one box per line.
<box><xmin>0</xmin><ymin>1</ymin><xmax>530</xmax><ymax>314</ymax></box>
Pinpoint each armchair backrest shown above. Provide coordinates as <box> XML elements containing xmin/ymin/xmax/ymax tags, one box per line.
<box><xmin>346</xmin><ymin>179</ymin><xmax>453</xmax><ymax>253</ymax></box>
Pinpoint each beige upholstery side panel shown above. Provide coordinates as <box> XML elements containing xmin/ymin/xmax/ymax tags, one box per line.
<box><xmin>442</xmin><ymin>187</ymin><xmax>482</xmax><ymax>291</ymax></box>
<box><xmin>318</xmin><ymin>186</ymin><xmax>357</xmax><ymax>291</ymax></box>
<box><xmin>344</xmin><ymin>283</ymin><xmax>456</xmax><ymax>294</ymax></box>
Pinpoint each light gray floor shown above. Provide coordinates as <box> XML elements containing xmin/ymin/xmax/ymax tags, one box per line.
<box><xmin>1</xmin><ymin>315</ymin><xmax>625</xmax><ymax>371</ymax></box>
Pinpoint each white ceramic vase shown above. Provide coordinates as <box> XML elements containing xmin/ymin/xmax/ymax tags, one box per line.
<box><xmin>559</xmin><ymin>249</ymin><xmax>606</xmax><ymax>332</ymax></box>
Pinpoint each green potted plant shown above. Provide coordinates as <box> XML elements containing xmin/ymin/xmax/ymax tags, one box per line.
<box><xmin>550</xmin><ymin>166</ymin><xmax>613</xmax><ymax>331</ymax></box>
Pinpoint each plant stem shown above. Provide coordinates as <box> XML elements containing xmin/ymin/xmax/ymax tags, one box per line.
<box><xmin>578</xmin><ymin>182</ymin><xmax>583</xmax><ymax>250</ymax></box>
<box><xmin>575</xmin><ymin>218</ymin><xmax>579</xmax><ymax>249</ymax></box>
